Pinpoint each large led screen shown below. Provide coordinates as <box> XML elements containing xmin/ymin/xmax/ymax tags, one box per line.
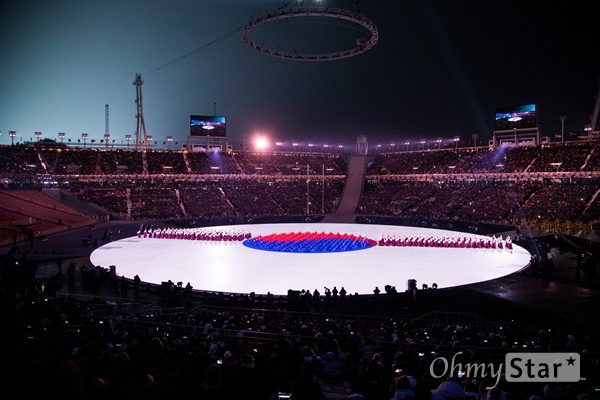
<box><xmin>190</xmin><ymin>115</ymin><xmax>226</xmax><ymax>137</ymax></box>
<box><xmin>494</xmin><ymin>104</ymin><xmax>537</xmax><ymax>130</ymax></box>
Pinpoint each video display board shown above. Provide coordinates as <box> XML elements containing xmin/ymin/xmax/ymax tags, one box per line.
<box><xmin>190</xmin><ymin>115</ymin><xmax>226</xmax><ymax>137</ymax></box>
<box><xmin>494</xmin><ymin>104</ymin><xmax>537</xmax><ymax>130</ymax></box>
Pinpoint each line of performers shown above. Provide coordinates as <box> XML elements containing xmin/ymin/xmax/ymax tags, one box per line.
<box><xmin>376</xmin><ymin>233</ymin><xmax>513</xmax><ymax>250</ymax></box>
<box><xmin>137</xmin><ymin>227</ymin><xmax>252</xmax><ymax>241</ymax></box>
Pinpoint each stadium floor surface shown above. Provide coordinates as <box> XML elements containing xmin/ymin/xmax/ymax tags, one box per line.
<box><xmin>89</xmin><ymin>223</ymin><xmax>532</xmax><ymax>297</ymax></box>
<box><xmin>3</xmin><ymin>219</ymin><xmax>599</xmax><ymax>328</ymax></box>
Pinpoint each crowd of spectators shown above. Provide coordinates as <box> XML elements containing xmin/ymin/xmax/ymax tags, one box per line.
<box><xmin>519</xmin><ymin>183</ymin><xmax>598</xmax><ymax>222</ymax></box>
<box><xmin>1</xmin><ymin>142</ymin><xmax>600</xmax><ymax>399</ymax></box>
<box><xmin>186</xmin><ymin>151</ymin><xmax>241</xmax><ymax>175</ymax></box>
<box><xmin>358</xmin><ymin>179</ymin><xmax>599</xmax><ymax>227</ymax></box>
<box><xmin>128</xmin><ymin>187</ymin><xmax>184</xmax><ymax>220</ymax></box>
<box><xmin>178</xmin><ymin>183</ymin><xmax>236</xmax><ymax>218</ymax></box>
<box><xmin>527</xmin><ymin>145</ymin><xmax>591</xmax><ymax>173</ymax></box>
<box><xmin>1</xmin><ymin>273</ymin><xmax>598</xmax><ymax>400</ymax></box>
<box><xmin>1</xmin><ymin>142</ymin><xmax>599</xmax><ymax>241</ymax></box>
<box><xmin>51</xmin><ymin>148</ymin><xmax>102</xmax><ymax>175</ymax></box>
<box><xmin>145</xmin><ymin>151</ymin><xmax>189</xmax><ymax>175</ymax></box>
<box><xmin>38</xmin><ymin>178</ymin><xmax>344</xmax><ymax>222</ymax></box>
<box><xmin>367</xmin><ymin>142</ymin><xmax>600</xmax><ymax>175</ymax></box>
<box><xmin>77</xmin><ymin>186</ymin><xmax>129</xmax><ymax>216</ymax></box>
<box><xmin>358</xmin><ymin>181</ymin><xmax>438</xmax><ymax>217</ymax></box>
<box><xmin>3</xmin><ymin>141</ymin><xmax>600</xmax><ymax>178</ymax></box>
<box><xmin>0</xmin><ymin>145</ymin><xmax>46</xmax><ymax>175</ymax></box>
<box><xmin>8</xmin><ymin>147</ymin><xmax>349</xmax><ymax>177</ymax></box>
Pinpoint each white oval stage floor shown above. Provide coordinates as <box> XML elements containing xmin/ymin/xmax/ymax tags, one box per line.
<box><xmin>90</xmin><ymin>223</ymin><xmax>532</xmax><ymax>296</ymax></box>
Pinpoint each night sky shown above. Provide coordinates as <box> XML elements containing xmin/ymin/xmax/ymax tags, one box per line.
<box><xmin>1</xmin><ymin>0</ymin><xmax>598</xmax><ymax>151</ymax></box>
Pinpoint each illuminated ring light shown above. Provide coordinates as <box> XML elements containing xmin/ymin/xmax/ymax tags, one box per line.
<box><xmin>242</xmin><ymin>7</ymin><xmax>378</xmax><ymax>61</ymax></box>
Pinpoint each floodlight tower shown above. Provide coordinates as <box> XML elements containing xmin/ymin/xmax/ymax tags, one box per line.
<box><xmin>105</xmin><ymin>104</ymin><xmax>109</xmax><ymax>139</ymax></box>
<box><xmin>133</xmin><ymin>73</ymin><xmax>148</xmax><ymax>150</ymax></box>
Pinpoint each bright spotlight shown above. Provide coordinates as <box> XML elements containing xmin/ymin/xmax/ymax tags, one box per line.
<box><xmin>255</xmin><ymin>136</ymin><xmax>269</xmax><ymax>150</ymax></box>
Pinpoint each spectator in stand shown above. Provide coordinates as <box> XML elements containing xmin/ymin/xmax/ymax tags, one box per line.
<box><xmin>391</xmin><ymin>375</ymin><xmax>416</xmax><ymax>400</ymax></box>
<box><xmin>198</xmin><ymin>364</ymin><xmax>226</xmax><ymax>399</ymax></box>
<box><xmin>224</xmin><ymin>353</ymin><xmax>269</xmax><ymax>400</ymax></box>
<box><xmin>357</xmin><ymin>353</ymin><xmax>387</xmax><ymax>399</ymax></box>
<box><xmin>431</xmin><ymin>379</ymin><xmax>466</xmax><ymax>399</ymax></box>
<box><xmin>291</xmin><ymin>364</ymin><xmax>326</xmax><ymax>400</ymax></box>
<box><xmin>339</xmin><ymin>351</ymin><xmax>359</xmax><ymax>379</ymax></box>
<box><xmin>317</xmin><ymin>351</ymin><xmax>341</xmax><ymax>379</ymax></box>
<box><xmin>462</xmin><ymin>379</ymin><xmax>481</xmax><ymax>400</ymax></box>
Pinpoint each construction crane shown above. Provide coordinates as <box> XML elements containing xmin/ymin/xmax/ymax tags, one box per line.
<box><xmin>133</xmin><ymin>73</ymin><xmax>148</xmax><ymax>150</ymax></box>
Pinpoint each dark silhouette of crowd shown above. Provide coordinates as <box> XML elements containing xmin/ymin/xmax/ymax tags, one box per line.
<box><xmin>1</xmin><ymin>281</ymin><xmax>598</xmax><ymax>400</ymax></box>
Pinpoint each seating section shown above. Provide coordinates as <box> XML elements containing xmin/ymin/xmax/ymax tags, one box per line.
<box><xmin>179</xmin><ymin>184</ymin><xmax>236</xmax><ymax>218</ymax></box>
<box><xmin>0</xmin><ymin>189</ymin><xmax>95</xmax><ymax>244</ymax></box>
<box><xmin>2</xmin><ymin>289</ymin><xmax>594</xmax><ymax>400</ymax></box>
<box><xmin>76</xmin><ymin>186</ymin><xmax>129</xmax><ymax>215</ymax></box>
<box><xmin>0</xmin><ymin>142</ymin><xmax>598</xmax><ymax>400</ymax></box>
<box><xmin>129</xmin><ymin>187</ymin><xmax>183</xmax><ymax>219</ymax></box>
<box><xmin>0</xmin><ymin>143</ymin><xmax>599</xmax><ymax>243</ymax></box>
<box><xmin>146</xmin><ymin>150</ymin><xmax>188</xmax><ymax>174</ymax></box>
